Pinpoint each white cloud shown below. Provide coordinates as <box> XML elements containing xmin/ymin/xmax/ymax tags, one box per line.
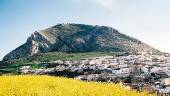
<box><xmin>93</xmin><ymin>0</ymin><xmax>115</xmax><ymax>9</ymax></box>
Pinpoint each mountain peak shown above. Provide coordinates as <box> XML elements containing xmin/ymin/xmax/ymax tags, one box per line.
<box><xmin>3</xmin><ymin>23</ymin><xmax>159</xmax><ymax>61</ymax></box>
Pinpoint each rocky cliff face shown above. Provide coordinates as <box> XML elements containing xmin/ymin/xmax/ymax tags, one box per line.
<box><xmin>3</xmin><ymin>32</ymin><xmax>53</xmax><ymax>61</ymax></box>
<box><xmin>3</xmin><ymin>24</ymin><xmax>159</xmax><ymax>61</ymax></box>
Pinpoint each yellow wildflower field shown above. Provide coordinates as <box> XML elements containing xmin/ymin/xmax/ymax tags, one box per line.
<box><xmin>0</xmin><ymin>75</ymin><xmax>155</xmax><ymax>96</ymax></box>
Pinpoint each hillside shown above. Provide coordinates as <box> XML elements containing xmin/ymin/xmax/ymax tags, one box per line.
<box><xmin>0</xmin><ymin>75</ymin><xmax>154</xmax><ymax>96</ymax></box>
<box><xmin>3</xmin><ymin>24</ymin><xmax>159</xmax><ymax>61</ymax></box>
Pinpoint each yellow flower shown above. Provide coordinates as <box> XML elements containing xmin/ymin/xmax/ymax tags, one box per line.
<box><xmin>0</xmin><ymin>75</ymin><xmax>155</xmax><ymax>96</ymax></box>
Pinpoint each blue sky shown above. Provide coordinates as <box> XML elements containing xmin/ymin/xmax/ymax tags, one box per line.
<box><xmin>1</xmin><ymin>0</ymin><xmax>170</xmax><ymax>60</ymax></box>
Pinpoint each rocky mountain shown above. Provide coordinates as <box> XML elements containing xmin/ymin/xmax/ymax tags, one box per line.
<box><xmin>3</xmin><ymin>24</ymin><xmax>159</xmax><ymax>61</ymax></box>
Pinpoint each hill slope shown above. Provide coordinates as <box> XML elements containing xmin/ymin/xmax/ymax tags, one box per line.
<box><xmin>3</xmin><ymin>24</ymin><xmax>159</xmax><ymax>61</ymax></box>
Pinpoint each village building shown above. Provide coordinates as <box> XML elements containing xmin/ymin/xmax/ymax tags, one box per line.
<box><xmin>112</xmin><ymin>67</ymin><xmax>130</xmax><ymax>76</ymax></box>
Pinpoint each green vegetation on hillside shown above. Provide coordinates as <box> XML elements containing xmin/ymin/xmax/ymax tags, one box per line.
<box><xmin>4</xmin><ymin>52</ymin><xmax>115</xmax><ymax>64</ymax></box>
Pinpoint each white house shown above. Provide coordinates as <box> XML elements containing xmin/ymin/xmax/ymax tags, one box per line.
<box><xmin>19</xmin><ymin>66</ymin><xmax>31</xmax><ymax>74</ymax></box>
<box><xmin>89</xmin><ymin>59</ymin><xmax>96</xmax><ymax>65</ymax></box>
<box><xmin>118</xmin><ymin>64</ymin><xmax>128</xmax><ymax>68</ymax></box>
<box><xmin>150</xmin><ymin>66</ymin><xmax>161</xmax><ymax>73</ymax></box>
<box><xmin>112</xmin><ymin>67</ymin><xmax>130</xmax><ymax>76</ymax></box>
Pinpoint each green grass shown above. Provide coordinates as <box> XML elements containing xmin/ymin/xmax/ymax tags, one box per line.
<box><xmin>4</xmin><ymin>52</ymin><xmax>116</xmax><ymax>64</ymax></box>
